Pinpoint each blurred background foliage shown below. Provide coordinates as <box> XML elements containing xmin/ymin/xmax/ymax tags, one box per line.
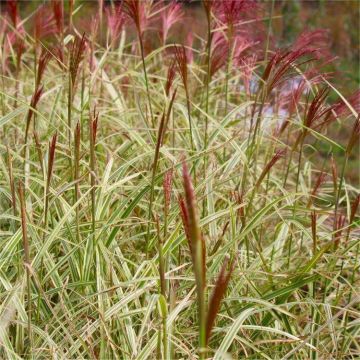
<box><xmin>1</xmin><ymin>0</ymin><xmax>359</xmax><ymax>182</ymax></box>
<box><xmin>5</xmin><ymin>0</ymin><xmax>358</xmax><ymax>92</ymax></box>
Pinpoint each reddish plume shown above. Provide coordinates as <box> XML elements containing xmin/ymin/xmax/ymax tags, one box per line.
<box><xmin>304</xmin><ymin>87</ymin><xmax>333</xmax><ymax>129</ymax></box>
<box><xmin>332</xmin><ymin>90</ymin><xmax>360</xmax><ymax>118</ymax></box>
<box><xmin>178</xmin><ymin>195</ymin><xmax>191</xmax><ymax>245</ymax></box>
<box><xmin>160</xmin><ymin>0</ymin><xmax>184</xmax><ymax>44</ymax></box>
<box><xmin>7</xmin><ymin>0</ymin><xmax>19</xmax><ymax>28</ymax></box>
<box><xmin>36</xmin><ymin>49</ymin><xmax>52</xmax><ymax>89</ymax></box>
<box><xmin>262</xmin><ymin>48</ymin><xmax>316</xmax><ymax>94</ymax></box>
<box><xmin>206</xmin><ymin>256</ymin><xmax>234</xmax><ymax>345</ymax></box>
<box><xmin>293</xmin><ymin>29</ymin><xmax>331</xmax><ymax>60</ymax></box>
<box><xmin>91</xmin><ymin>107</ymin><xmax>99</xmax><ymax>143</ymax></box>
<box><xmin>165</xmin><ymin>58</ymin><xmax>177</xmax><ymax>97</ymax></box>
<box><xmin>181</xmin><ymin>160</ymin><xmax>206</xmax><ymax>287</ymax></box>
<box><xmin>69</xmin><ymin>34</ymin><xmax>87</xmax><ymax>89</ymax></box>
<box><xmin>255</xmin><ymin>149</ymin><xmax>286</xmax><ymax>188</ymax></box>
<box><xmin>25</xmin><ymin>86</ymin><xmax>44</xmax><ymax>143</ymax></box>
<box><xmin>174</xmin><ymin>45</ymin><xmax>189</xmax><ymax>94</ymax></box>
<box><xmin>210</xmin><ymin>32</ymin><xmax>228</xmax><ymax>77</ymax></box>
<box><xmin>4</xmin><ymin>32</ymin><xmax>25</xmax><ymax>70</ymax></box>
<box><xmin>122</xmin><ymin>0</ymin><xmax>149</xmax><ymax>35</ymax></box>
<box><xmin>350</xmin><ymin>195</ymin><xmax>360</xmax><ymax>225</ymax></box>
<box><xmin>345</xmin><ymin>116</ymin><xmax>360</xmax><ymax>155</ymax></box>
<box><xmin>239</xmin><ymin>54</ymin><xmax>257</xmax><ymax>96</ymax></box>
<box><xmin>106</xmin><ymin>5</ymin><xmax>126</xmax><ymax>43</ymax></box>
<box><xmin>307</xmin><ymin>170</ymin><xmax>327</xmax><ymax>207</ymax></box>
<box><xmin>34</xmin><ymin>4</ymin><xmax>56</xmax><ymax>42</ymax></box>
<box><xmin>52</xmin><ymin>0</ymin><xmax>64</xmax><ymax>36</ymax></box>
<box><xmin>214</xmin><ymin>0</ymin><xmax>257</xmax><ymax>34</ymax></box>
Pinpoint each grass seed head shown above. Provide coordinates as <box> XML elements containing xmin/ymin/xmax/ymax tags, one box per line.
<box><xmin>206</xmin><ymin>256</ymin><xmax>234</xmax><ymax>345</ymax></box>
<box><xmin>69</xmin><ymin>33</ymin><xmax>87</xmax><ymax>90</ymax></box>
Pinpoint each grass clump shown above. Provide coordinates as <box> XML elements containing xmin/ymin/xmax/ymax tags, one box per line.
<box><xmin>0</xmin><ymin>1</ymin><xmax>359</xmax><ymax>359</ymax></box>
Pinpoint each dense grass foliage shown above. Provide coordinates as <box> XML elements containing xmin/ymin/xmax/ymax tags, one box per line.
<box><xmin>0</xmin><ymin>1</ymin><xmax>359</xmax><ymax>359</ymax></box>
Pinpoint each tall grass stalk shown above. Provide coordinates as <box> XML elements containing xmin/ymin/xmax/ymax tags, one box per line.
<box><xmin>18</xmin><ymin>183</ymin><xmax>32</xmax><ymax>356</ymax></box>
<box><xmin>1</xmin><ymin>3</ymin><xmax>359</xmax><ymax>359</ymax></box>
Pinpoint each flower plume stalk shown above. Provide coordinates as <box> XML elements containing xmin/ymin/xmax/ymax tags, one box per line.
<box><xmin>307</xmin><ymin>171</ymin><xmax>327</xmax><ymax>208</ymax></box>
<box><xmin>181</xmin><ymin>161</ymin><xmax>206</xmax><ymax>357</ymax></box>
<box><xmin>180</xmin><ymin>162</ymin><xmax>235</xmax><ymax>354</ymax></box>
<box><xmin>160</xmin><ymin>0</ymin><xmax>184</xmax><ymax>45</ymax></box>
<box><xmin>52</xmin><ymin>0</ymin><xmax>64</xmax><ymax>37</ymax></box>
<box><xmin>69</xmin><ymin>34</ymin><xmax>87</xmax><ymax>92</ymax></box>
<box><xmin>106</xmin><ymin>5</ymin><xmax>126</xmax><ymax>47</ymax></box>
<box><xmin>255</xmin><ymin>149</ymin><xmax>286</xmax><ymax>188</ymax></box>
<box><xmin>68</xmin><ymin>34</ymin><xmax>86</xmax><ymax>147</ymax></box>
<box><xmin>36</xmin><ymin>49</ymin><xmax>52</xmax><ymax>91</ymax></box>
<box><xmin>206</xmin><ymin>256</ymin><xmax>234</xmax><ymax>346</ymax></box>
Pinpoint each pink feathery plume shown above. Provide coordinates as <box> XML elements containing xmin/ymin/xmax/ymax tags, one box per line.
<box><xmin>293</xmin><ymin>29</ymin><xmax>332</xmax><ymax>61</ymax></box>
<box><xmin>34</xmin><ymin>4</ymin><xmax>56</xmax><ymax>42</ymax></box>
<box><xmin>255</xmin><ymin>149</ymin><xmax>286</xmax><ymax>188</ymax></box>
<box><xmin>69</xmin><ymin>33</ymin><xmax>87</xmax><ymax>90</ymax></box>
<box><xmin>25</xmin><ymin>86</ymin><xmax>44</xmax><ymax>143</ymax></box>
<box><xmin>304</xmin><ymin>87</ymin><xmax>334</xmax><ymax>130</ymax></box>
<box><xmin>165</xmin><ymin>58</ymin><xmax>177</xmax><ymax>97</ymax></box>
<box><xmin>239</xmin><ymin>54</ymin><xmax>257</xmax><ymax>96</ymax></box>
<box><xmin>36</xmin><ymin>48</ymin><xmax>52</xmax><ymax>89</ymax></box>
<box><xmin>210</xmin><ymin>31</ymin><xmax>228</xmax><ymax>77</ymax></box>
<box><xmin>262</xmin><ymin>48</ymin><xmax>317</xmax><ymax>94</ymax></box>
<box><xmin>214</xmin><ymin>0</ymin><xmax>257</xmax><ymax>34</ymax></box>
<box><xmin>307</xmin><ymin>170</ymin><xmax>327</xmax><ymax>207</ymax></box>
<box><xmin>232</xmin><ymin>36</ymin><xmax>255</xmax><ymax>65</ymax></box>
<box><xmin>122</xmin><ymin>0</ymin><xmax>150</xmax><ymax>35</ymax></box>
<box><xmin>106</xmin><ymin>5</ymin><xmax>126</xmax><ymax>44</ymax></box>
<box><xmin>89</xmin><ymin>15</ymin><xmax>99</xmax><ymax>72</ymax></box>
<box><xmin>4</xmin><ymin>31</ymin><xmax>25</xmax><ymax>67</ymax></box>
<box><xmin>160</xmin><ymin>0</ymin><xmax>184</xmax><ymax>44</ymax></box>
<box><xmin>332</xmin><ymin>90</ymin><xmax>360</xmax><ymax>118</ymax></box>
<box><xmin>345</xmin><ymin>116</ymin><xmax>360</xmax><ymax>156</ymax></box>
<box><xmin>4</xmin><ymin>0</ymin><xmax>25</xmax><ymax>71</ymax></box>
<box><xmin>174</xmin><ymin>45</ymin><xmax>189</xmax><ymax>95</ymax></box>
<box><xmin>178</xmin><ymin>195</ymin><xmax>191</xmax><ymax>245</ymax></box>
<box><xmin>7</xmin><ymin>0</ymin><xmax>19</xmax><ymax>28</ymax></box>
<box><xmin>52</xmin><ymin>0</ymin><xmax>64</xmax><ymax>36</ymax></box>
<box><xmin>276</xmin><ymin>69</ymin><xmax>325</xmax><ymax>135</ymax></box>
